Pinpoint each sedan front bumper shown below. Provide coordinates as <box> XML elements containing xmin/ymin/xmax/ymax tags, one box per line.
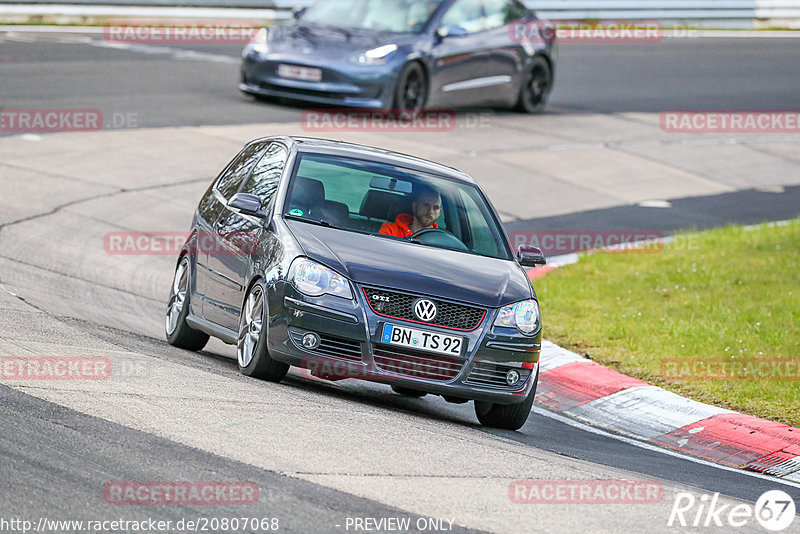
<box><xmin>240</xmin><ymin>49</ymin><xmax>398</xmax><ymax>109</ymax></box>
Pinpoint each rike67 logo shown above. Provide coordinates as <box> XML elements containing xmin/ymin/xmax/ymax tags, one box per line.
<box><xmin>668</xmin><ymin>490</ymin><xmax>795</xmax><ymax>531</ymax></box>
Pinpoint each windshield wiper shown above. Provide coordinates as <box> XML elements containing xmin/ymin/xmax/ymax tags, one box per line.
<box><xmin>284</xmin><ymin>212</ymin><xmax>339</xmax><ymax>229</ymax></box>
<box><xmin>369</xmin><ymin>232</ymin><xmax>405</xmax><ymax>241</ymax></box>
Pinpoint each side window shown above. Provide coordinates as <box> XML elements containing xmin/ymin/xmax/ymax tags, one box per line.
<box><xmin>215</xmin><ymin>142</ymin><xmax>268</xmax><ymax>199</ymax></box>
<box><xmin>440</xmin><ymin>0</ymin><xmax>484</xmax><ymax>34</ymax></box>
<box><xmin>483</xmin><ymin>0</ymin><xmax>526</xmax><ymax>30</ymax></box>
<box><xmin>239</xmin><ymin>143</ymin><xmax>288</xmax><ymax>207</ymax></box>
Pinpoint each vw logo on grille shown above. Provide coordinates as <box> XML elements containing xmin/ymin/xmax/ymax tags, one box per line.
<box><xmin>413</xmin><ymin>299</ymin><xmax>437</xmax><ymax>322</ymax></box>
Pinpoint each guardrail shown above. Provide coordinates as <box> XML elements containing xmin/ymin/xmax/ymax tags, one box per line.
<box><xmin>0</xmin><ymin>0</ymin><xmax>798</xmax><ymax>28</ymax></box>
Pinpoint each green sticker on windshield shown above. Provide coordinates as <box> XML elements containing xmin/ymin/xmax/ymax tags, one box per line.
<box><xmin>289</xmin><ymin>209</ymin><xmax>304</xmax><ymax>216</ymax></box>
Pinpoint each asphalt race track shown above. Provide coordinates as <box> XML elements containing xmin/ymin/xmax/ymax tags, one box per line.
<box><xmin>1</xmin><ymin>28</ymin><xmax>799</xmax><ymax>533</ymax></box>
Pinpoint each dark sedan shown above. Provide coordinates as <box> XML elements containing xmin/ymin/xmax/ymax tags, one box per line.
<box><xmin>239</xmin><ymin>0</ymin><xmax>555</xmax><ymax>112</ymax></box>
<box><xmin>165</xmin><ymin>136</ymin><xmax>545</xmax><ymax>429</ymax></box>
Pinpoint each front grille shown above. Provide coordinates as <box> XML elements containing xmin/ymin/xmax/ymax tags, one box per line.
<box><xmin>257</xmin><ymin>81</ymin><xmax>358</xmax><ymax>101</ymax></box>
<box><xmin>363</xmin><ymin>287</ymin><xmax>486</xmax><ymax>331</ymax></box>
<box><xmin>465</xmin><ymin>362</ymin><xmax>531</xmax><ymax>390</ymax></box>
<box><xmin>289</xmin><ymin>330</ymin><xmax>363</xmax><ymax>361</ymax></box>
<box><xmin>373</xmin><ymin>344</ymin><xmax>464</xmax><ymax>381</ymax></box>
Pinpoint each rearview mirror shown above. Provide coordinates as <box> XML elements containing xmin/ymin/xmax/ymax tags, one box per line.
<box><xmin>228</xmin><ymin>193</ymin><xmax>265</xmax><ymax>218</ymax></box>
<box><xmin>517</xmin><ymin>244</ymin><xmax>546</xmax><ymax>267</ymax></box>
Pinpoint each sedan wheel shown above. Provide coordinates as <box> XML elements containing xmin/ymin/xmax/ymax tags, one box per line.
<box><xmin>474</xmin><ymin>367</ymin><xmax>539</xmax><ymax>430</ymax></box>
<box><xmin>237</xmin><ymin>281</ymin><xmax>289</xmax><ymax>381</ymax></box>
<box><xmin>165</xmin><ymin>256</ymin><xmax>209</xmax><ymax>351</ymax></box>
<box><xmin>393</xmin><ymin>62</ymin><xmax>428</xmax><ymax>112</ymax></box>
<box><xmin>516</xmin><ymin>56</ymin><xmax>552</xmax><ymax>113</ymax></box>
<box><xmin>391</xmin><ymin>385</ymin><xmax>427</xmax><ymax>397</ymax></box>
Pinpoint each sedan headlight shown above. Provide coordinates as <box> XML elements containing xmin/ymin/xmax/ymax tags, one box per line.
<box><xmin>353</xmin><ymin>44</ymin><xmax>397</xmax><ymax>64</ymax></box>
<box><xmin>251</xmin><ymin>27</ymin><xmax>268</xmax><ymax>54</ymax></box>
<box><xmin>289</xmin><ymin>258</ymin><xmax>353</xmax><ymax>299</ymax></box>
<box><xmin>494</xmin><ymin>300</ymin><xmax>540</xmax><ymax>334</ymax></box>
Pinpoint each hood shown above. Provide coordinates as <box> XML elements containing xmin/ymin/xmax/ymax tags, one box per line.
<box><xmin>267</xmin><ymin>22</ymin><xmax>415</xmax><ymax>59</ymax></box>
<box><xmin>286</xmin><ymin>221</ymin><xmax>533</xmax><ymax>308</ymax></box>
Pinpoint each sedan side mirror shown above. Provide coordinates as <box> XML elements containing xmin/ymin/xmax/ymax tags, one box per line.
<box><xmin>517</xmin><ymin>244</ymin><xmax>546</xmax><ymax>267</ymax></box>
<box><xmin>292</xmin><ymin>6</ymin><xmax>307</xmax><ymax>19</ymax></box>
<box><xmin>436</xmin><ymin>25</ymin><xmax>468</xmax><ymax>40</ymax></box>
<box><xmin>228</xmin><ymin>193</ymin><xmax>265</xmax><ymax>218</ymax></box>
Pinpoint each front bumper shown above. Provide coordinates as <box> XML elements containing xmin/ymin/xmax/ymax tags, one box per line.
<box><xmin>266</xmin><ymin>281</ymin><xmax>541</xmax><ymax>404</ymax></box>
<box><xmin>240</xmin><ymin>50</ymin><xmax>397</xmax><ymax>109</ymax></box>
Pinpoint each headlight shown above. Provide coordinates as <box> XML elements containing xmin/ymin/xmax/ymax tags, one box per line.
<box><xmin>289</xmin><ymin>258</ymin><xmax>353</xmax><ymax>299</ymax></box>
<box><xmin>494</xmin><ymin>300</ymin><xmax>540</xmax><ymax>334</ymax></box>
<box><xmin>252</xmin><ymin>27</ymin><xmax>268</xmax><ymax>53</ymax></box>
<box><xmin>353</xmin><ymin>44</ymin><xmax>397</xmax><ymax>64</ymax></box>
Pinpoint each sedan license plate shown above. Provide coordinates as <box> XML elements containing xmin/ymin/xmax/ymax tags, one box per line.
<box><xmin>380</xmin><ymin>323</ymin><xmax>463</xmax><ymax>356</ymax></box>
<box><xmin>277</xmin><ymin>64</ymin><xmax>322</xmax><ymax>82</ymax></box>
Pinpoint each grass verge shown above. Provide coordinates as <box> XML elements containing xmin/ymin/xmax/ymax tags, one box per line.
<box><xmin>534</xmin><ymin>218</ymin><xmax>800</xmax><ymax>427</ymax></box>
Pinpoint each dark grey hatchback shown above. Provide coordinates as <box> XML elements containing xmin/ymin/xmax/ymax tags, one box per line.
<box><xmin>166</xmin><ymin>136</ymin><xmax>545</xmax><ymax>429</ymax></box>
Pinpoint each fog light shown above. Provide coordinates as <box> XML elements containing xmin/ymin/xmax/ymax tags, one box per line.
<box><xmin>505</xmin><ymin>369</ymin><xmax>520</xmax><ymax>386</ymax></box>
<box><xmin>302</xmin><ymin>332</ymin><xmax>320</xmax><ymax>350</ymax></box>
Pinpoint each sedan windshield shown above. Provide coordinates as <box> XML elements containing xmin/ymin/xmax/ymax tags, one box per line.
<box><xmin>301</xmin><ymin>0</ymin><xmax>441</xmax><ymax>33</ymax></box>
<box><xmin>283</xmin><ymin>152</ymin><xmax>513</xmax><ymax>260</ymax></box>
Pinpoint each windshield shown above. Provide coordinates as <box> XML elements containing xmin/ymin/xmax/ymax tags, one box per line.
<box><xmin>283</xmin><ymin>152</ymin><xmax>513</xmax><ymax>260</ymax></box>
<box><xmin>301</xmin><ymin>0</ymin><xmax>441</xmax><ymax>33</ymax></box>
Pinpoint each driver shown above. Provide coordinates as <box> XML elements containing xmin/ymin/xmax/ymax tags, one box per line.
<box><xmin>379</xmin><ymin>185</ymin><xmax>441</xmax><ymax>238</ymax></box>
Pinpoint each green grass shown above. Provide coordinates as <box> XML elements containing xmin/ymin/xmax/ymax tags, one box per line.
<box><xmin>535</xmin><ymin>219</ymin><xmax>800</xmax><ymax>427</ymax></box>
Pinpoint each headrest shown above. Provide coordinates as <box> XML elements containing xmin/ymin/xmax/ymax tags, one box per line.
<box><xmin>387</xmin><ymin>196</ymin><xmax>412</xmax><ymax>223</ymax></box>
<box><xmin>291</xmin><ymin>176</ymin><xmax>325</xmax><ymax>207</ymax></box>
<box><xmin>359</xmin><ymin>189</ymin><xmax>405</xmax><ymax>219</ymax></box>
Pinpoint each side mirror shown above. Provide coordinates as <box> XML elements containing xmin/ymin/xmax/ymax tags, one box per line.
<box><xmin>436</xmin><ymin>25</ymin><xmax>468</xmax><ymax>40</ymax></box>
<box><xmin>292</xmin><ymin>7</ymin><xmax>307</xmax><ymax>19</ymax></box>
<box><xmin>517</xmin><ymin>244</ymin><xmax>546</xmax><ymax>267</ymax></box>
<box><xmin>228</xmin><ymin>193</ymin><xmax>265</xmax><ymax>218</ymax></box>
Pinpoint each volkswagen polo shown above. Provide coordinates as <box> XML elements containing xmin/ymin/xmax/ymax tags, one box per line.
<box><xmin>165</xmin><ymin>136</ymin><xmax>545</xmax><ymax>429</ymax></box>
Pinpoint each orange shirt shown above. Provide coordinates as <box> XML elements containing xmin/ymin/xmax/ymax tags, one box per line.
<box><xmin>379</xmin><ymin>213</ymin><xmax>438</xmax><ymax>238</ymax></box>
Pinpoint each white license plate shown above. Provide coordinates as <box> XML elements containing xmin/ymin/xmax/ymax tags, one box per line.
<box><xmin>380</xmin><ymin>323</ymin><xmax>463</xmax><ymax>356</ymax></box>
<box><xmin>277</xmin><ymin>64</ymin><xmax>322</xmax><ymax>82</ymax></box>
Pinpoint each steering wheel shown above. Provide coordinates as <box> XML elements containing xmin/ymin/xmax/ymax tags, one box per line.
<box><xmin>409</xmin><ymin>228</ymin><xmax>469</xmax><ymax>251</ymax></box>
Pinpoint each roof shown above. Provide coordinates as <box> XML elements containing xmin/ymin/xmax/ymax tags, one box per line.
<box><xmin>250</xmin><ymin>135</ymin><xmax>475</xmax><ymax>184</ymax></box>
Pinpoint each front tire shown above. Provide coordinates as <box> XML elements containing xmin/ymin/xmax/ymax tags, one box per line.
<box><xmin>165</xmin><ymin>256</ymin><xmax>209</xmax><ymax>351</ymax></box>
<box><xmin>391</xmin><ymin>385</ymin><xmax>427</xmax><ymax>397</ymax></box>
<box><xmin>237</xmin><ymin>281</ymin><xmax>289</xmax><ymax>382</ymax></box>
<box><xmin>474</xmin><ymin>367</ymin><xmax>539</xmax><ymax>430</ymax></box>
<box><xmin>393</xmin><ymin>62</ymin><xmax>428</xmax><ymax>111</ymax></box>
<box><xmin>515</xmin><ymin>56</ymin><xmax>552</xmax><ymax>113</ymax></box>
